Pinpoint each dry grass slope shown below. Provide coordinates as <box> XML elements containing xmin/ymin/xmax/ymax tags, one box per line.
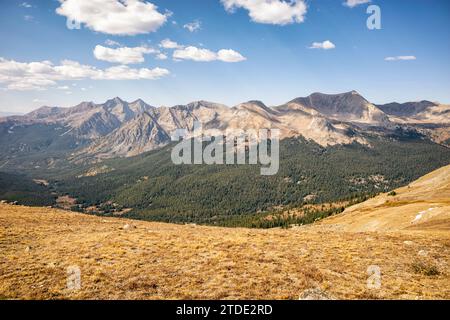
<box><xmin>0</xmin><ymin>165</ymin><xmax>449</xmax><ymax>300</ymax></box>
<box><xmin>320</xmin><ymin>164</ymin><xmax>450</xmax><ymax>233</ymax></box>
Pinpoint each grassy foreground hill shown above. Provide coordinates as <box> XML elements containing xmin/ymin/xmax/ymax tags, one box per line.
<box><xmin>0</xmin><ymin>165</ymin><xmax>449</xmax><ymax>300</ymax></box>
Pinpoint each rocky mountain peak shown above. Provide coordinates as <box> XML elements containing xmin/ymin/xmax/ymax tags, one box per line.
<box><xmin>112</xmin><ymin>96</ymin><xmax>125</xmax><ymax>103</ymax></box>
<box><xmin>129</xmin><ymin>98</ymin><xmax>148</xmax><ymax>106</ymax></box>
<box><xmin>129</xmin><ymin>99</ymin><xmax>153</xmax><ymax>114</ymax></box>
<box><xmin>234</xmin><ymin>100</ymin><xmax>278</xmax><ymax>118</ymax></box>
<box><xmin>186</xmin><ymin>100</ymin><xmax>226</xmax><ymax>110</ymax></box>
<box><xmin>246</xmin><ymin>100</ymin><xmax>268</xmax><ymax>108</ymax></box>
<box><xmin>287</xmin><ymin>91</ymin><xmax>387</xmax><ymax>124</ymax></box>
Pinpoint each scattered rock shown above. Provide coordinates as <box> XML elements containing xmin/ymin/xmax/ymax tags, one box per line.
<box><xmin>303</xmin><ymin>194</ymin><xmax>317</xmax><ymax>202</ymax></box>
<box><xmin>299</xmin><ymin>248</ymin><xmax>309</xmax><ymax>256</ymax></box>
<box><xmin>418</xmin><ymin>250</ymin><xmax>428</xmax><ymax>257</ymax></box>
<box><xmin>25</xmin><ymin>246</ymin><xmax>31</xmax><ymax>252</ymax></box>
<box><xmin>403</xmin><ymin>241</ymin><xmax>414</xmax><ymax>246</ymax></box>
<box><xmin>122</xmin><ymin>224</ymin><xmax>136</xmax><ymax>230</ymax></box>
<box><xmin>299</xmin><ymin>288</ymin><xmax>335</xmax><ymax>300</ymax></box>
<box><xmin>412</xmin><ymin>212</ymin><xmax>425</xmax><ymax>223</ymax></box>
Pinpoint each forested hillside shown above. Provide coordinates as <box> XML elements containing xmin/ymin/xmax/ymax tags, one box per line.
<box><xmin>0</xmin><ymin>172</ymin><xmax>56</xmax><ymax>206</ymax></box>
<box><xmin>26</xmin><ymin>133</ymin><xmax>449</xmax><ymax>226</ymax></box>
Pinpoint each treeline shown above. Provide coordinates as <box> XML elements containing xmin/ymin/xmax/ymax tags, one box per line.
<box><xmin>217</xmin><ymin>193</ymin><xmax>376</xmax><ymax>228</ymax></box>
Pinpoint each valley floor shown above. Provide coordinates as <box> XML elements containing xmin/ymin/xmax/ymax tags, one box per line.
<box><xmin>0</xmin><ymin>203</ymin><xmax>448</xmax><ymax>300</ymax></box>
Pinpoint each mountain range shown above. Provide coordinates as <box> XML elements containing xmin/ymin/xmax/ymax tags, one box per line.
<box><xmin>1</xmin><ymin>91</ymin><xmax>449</xmax><ymax>225</ymax></box>
<box><xmin>1</xmin><ymin>91</ymin><xmax>449</xmax><ymax>163</ymax></box>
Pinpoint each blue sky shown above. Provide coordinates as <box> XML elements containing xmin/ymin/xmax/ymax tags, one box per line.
<box><xmin>0</xmin><ymin>0</ymin><xmax>449</xmax><ymax>113</ymax></box>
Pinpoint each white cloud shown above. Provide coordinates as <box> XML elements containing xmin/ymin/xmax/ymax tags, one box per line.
<box><xmin>385</xmin><ymin>56</ymin><xmax>417</xmax><ymax>61</ymax></box>
<box><xmin>94</xmin><ymin>45</ymin><xmax>156</xmax><ymax>64</ymax></box>
<box><xmin>159</xmin><ymin>39</ymin><xmax>183</xmax><ymax>49</ymax></box>
<box><xmin>0</xmin><ymin>57</ymin><xmax>170</xmax><ymax>91</ymax></box>
<box><xmin>183</xmin><ymin>20</ymin><xmax>201</xmax><ymax>32</ymax></box>
<box><xmin>344</xmin><ymin>0</ymin><xmax>371</xmax><ymax>8</ymax></box>
<box><xmin>164</xmin><ymin>10</ymin><xmax>174</xmax><ymax>18</ymax></box>
<box><xmin>156</xmin><ymin>53</ymin><xmax>168</xmax><ymax>60</ymax></box>
<box><xmin>173</xmin><ymin>47</ymin><xmax>217</xmax><ymax>62</ymax></box>
<box><xmin>105</xmin><ymin>39</ymin><xmax>121</xmax><ymax>47</ymax></box>
<box><xmin>221</xmin><ymin>0</ymin><xmax>307</xmax><ymax>25</ymax></box>
<box><xmin>56</xmin><ymin>0</ymin><xmax>169</xmax><ymax>35</ymax></box>
<box><xmin>24</xmin><ymin>15</ymin><xmax>34</xmax><ymax>21</ymax></box>
<box><xmin>100</xmin><ymin>65</ymin><xmax>170</xmax><ymax>80</ymax></box>
<box><xmin>20</xmin><ymin>2</ymin><xmax>33</xmax><ymax>8</ymax></box>
<box><xmin>57</xmin><ymin>85</ymin><xmax>70</xmax><ymax>90</ymax></box>
<box><xmin>173</xmin><ymin>46</ymin><xmax>246</xmax><ymax>63</ymax></box>
<box><xmin>159</xmin><ymin>38</ymin><xmax>245</xmax><ymax>63</ymax></box>
<box><xmin>217</xmin><ymin>49</ymin><xmax>247</xmax><ymax>62</ymax></box>
<box><xmin>309</xmin><ymin>40</ymin><xmax>336</xmax><ymax>50</ymax></box>
<box><xmin>54</xmin><ymin>60</ymin><xmax>100</xmax><ymax>79</ymax></box>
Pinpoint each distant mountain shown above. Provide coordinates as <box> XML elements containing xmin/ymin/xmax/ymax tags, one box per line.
<box><xmin>4</xmin><ymin>97</ymin><xmax>155</xmax><ymax>139</ymax></box>
<box><xmin>377</xmin><ymin>101</ymin><xmax>450</xmax><ymax>125</ymax></box>
<box><xmin>0</xmin><ymin>98</ymin><xmax>155</xmax><ymax>169</ymax></box>
<box><xmin>0</xmin><ymin>92</ymin><xmax>449</xmax><ymax>166</ymax></box>
<box><xmin>83</xmin><ymin>93</ymin><xmax>384</xmax><ymax>159</ymax></box>
<box><xmin>377</xmin><ymin>101</ymin><xmax>437</xmax><ymax>117</ymax></box>
<box><xmin>26</xmin><ymin>106</ymin><xmax>64</xmax><ymax>120</ymax></box>
<box><xmin>0</xmin><ymin>111</ymin><xmax>24</xmax><ymax>118</ymax></box>
<box><xmin>82</xmin><ymin>111</ymin><xmax>170</xmax><ymax>158</ymax></box>
<box><xmin>284</xmin><ymin>91</ymin><xmax>390</xmax><ymax>125</ymax></box>
<box><xmin>373</xmin><ymin>100</ymin><xmax>450</xmax><ymax>147</ymax></box>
